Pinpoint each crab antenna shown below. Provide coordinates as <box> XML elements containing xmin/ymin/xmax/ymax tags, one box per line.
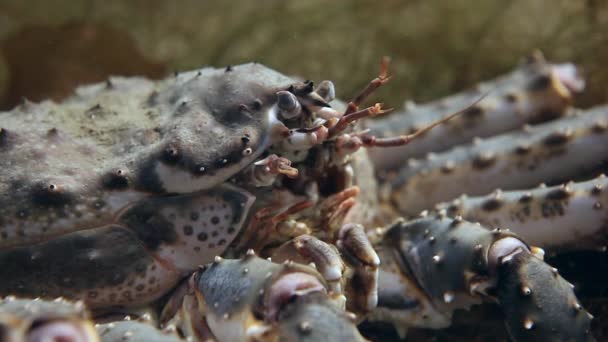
<box><xmin>361</xmin><ymin>92</ymin><xmax>490</xmax><ymax>147</ymax></box>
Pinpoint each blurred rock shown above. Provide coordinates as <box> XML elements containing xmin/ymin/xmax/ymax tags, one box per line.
<box><xmin>0</xmin><ymin>0</ymin><xmax>607</xmax><ymax>110</ymax></box>
<box><xmin>0</xmin><ymin>22</ymin><xmax>166</xmax><ymax>109</ymax></box>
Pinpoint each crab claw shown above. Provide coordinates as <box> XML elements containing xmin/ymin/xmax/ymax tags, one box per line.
<box><xmin>497</xmin><ymin>252</ymin><xmax>595</xmax><ymax>342</ymax></box>
<box><xmin>273</xmin><ymin>292</ymin><xmax>366</xmax><ymax>342</ymax></box>
<box><xmin>0</xmin><ymin>298</ymin><xmax>99</xmax><ymax>342</ymax></box>
<box><xmin>162</xmin><ymin>255</ymin><xmax>365</xmax><ymax>342</ymax></box>
<box><xmin>371</xmin><ymin>216</ymin><xmax>595</xmax><ymax>341</ymax></box>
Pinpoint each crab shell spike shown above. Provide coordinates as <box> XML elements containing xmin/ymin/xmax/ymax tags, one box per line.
<box><xmin>497</xmin><ymin>251</ymin><xmax>595</xmax><ymax>342</ymax></box>
<box><xmin>435</xmin><ymin>174</ymin><xmax>608</xmax><ymax>252</ymax></box>
<box><xmin>392</xmin><ymin>105</ymin><xmax>608</xmax><ymax>215</ymax></box>
<box><xmin>366</xmin><ymin>60</ymin><xmax>583</xmax><ymax>169</ymax></box>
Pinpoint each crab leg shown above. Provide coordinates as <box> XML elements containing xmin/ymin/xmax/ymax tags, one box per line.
<box><xmin>366</xmin><ymin>55</ymin><xmax>584</xmax><ymax>169</ymax></box>
<box><xmin>370</xmin><ymin>217</ymin><xmax>595</xmax><ymax>341</ymax></box>
<box><xmin>435</xmin><ymin>175</ymin><xmax>608</xmax><ymax>252</ymax></box>
<box><xmin>389</xmin><ymin>105</ymin><xmax>608</xmax><ymax>216</ymax></box>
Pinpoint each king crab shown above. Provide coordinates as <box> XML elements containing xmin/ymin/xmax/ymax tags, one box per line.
<box><xmin>0</xmin><ymin>51</ymin><xmax>604</xmax><ymax>341</ymax></box>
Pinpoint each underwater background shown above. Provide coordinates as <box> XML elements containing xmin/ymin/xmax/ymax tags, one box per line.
<box><xmin>0</xmin><ymin>1</ymin><xmax>607</xmax><ymax>340</ymax></box>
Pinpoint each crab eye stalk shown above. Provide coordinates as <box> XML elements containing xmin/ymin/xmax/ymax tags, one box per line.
<box><xmin>276</xmin><ymin>91</ymin><xmax>302</xmax><ymax>119</ymax></box>
<box><xmin>315</xmin><ymin>80</ymin><xmax>336</xmax><ymax>102</ymax></box>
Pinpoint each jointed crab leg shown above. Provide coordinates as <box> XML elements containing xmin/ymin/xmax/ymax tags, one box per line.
<box><xmin>366</xmin><ymin>54</ymin><xmax>584</xmax><ymax>169</ymax></box>
<box><xmin>390</xmin><ymin>105</ymin><xmax>608</xmax><ymax>216</ymax></box>
<box><xmin>343</xmin><ymin>56</ymin><xmax>391</xmax><ymax>116</ymax></box>
<box><xmin>435</xmin><ymin>174</ymin><xmax>608</xmax><ymax>252</ymax></box>
<box><xmin>370</xmin><ymin>217</ymin><xmax>594</xmax><ymax>341</ymax></box>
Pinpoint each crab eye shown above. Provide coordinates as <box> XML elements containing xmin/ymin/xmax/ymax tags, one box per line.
<box><xmin>276</xmin><ymin>91</ymin><xmax>302</xmax><ymax>119</ymax></box>
<box><xmin>315</xmin><ymin>80</ymin><xmax>336</xmax><ymax>102</ymax></box>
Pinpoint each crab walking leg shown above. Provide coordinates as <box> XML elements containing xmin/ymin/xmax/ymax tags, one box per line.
<box><xmin>366</xmin><ymin>57</ymin><xmax>583</xmax><ymax>169</ymax></box>
<box><xmin>369</xmin><ymin>217</ymin><xmax>594</xmax><ymax>341</ymax></box>
<box><xmin>390</xmin><ymin>105</ymin><xmax>608</xmax><ymax>216</ymax></box>
<box><xmin>436</xmin><ymin>175</ymin><xmax>608</xmax><ymax>252</ymax></box>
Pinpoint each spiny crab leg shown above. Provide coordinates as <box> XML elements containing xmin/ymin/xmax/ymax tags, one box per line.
<box><xmin>344</xmin><ymin>56</ymin><xmax>392</xmax><ymax>116</ymax></box>
<box><xmin>390</xmin><ymin>105</ymin><xmax>608</xmax><ymax>216</ymax></box>
<box><xmin>435</xmin><ymin>174</ymin><xmax>608</xmax><ymax>253</ymax></box>
<box><xmin>366</xmin><ymin>52</ymin><xmax>585</xmax><ymax>168</ymax></box>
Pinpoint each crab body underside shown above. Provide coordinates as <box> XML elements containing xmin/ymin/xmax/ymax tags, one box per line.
<box><xmin>0</xmin><ymin>54</ymin><xmax>605</xmax><ymax>341</ymax></box>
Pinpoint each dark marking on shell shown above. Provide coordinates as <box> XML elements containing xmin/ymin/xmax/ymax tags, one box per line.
<box><xmin>135</xmin><ymin>159</ymin><xmax>166</xmax><ymax>193</ymax></box>
<box><xmin>472</xmin><ymin>153</ymin><xmax>496</xmax><ymax>170</ymax></box>
<box><xmin>46</xmin><ymin>128</ymin><xmax>59</xmax><ymax>138</ymax></box>
<box><xmin>531</xmin><ymin>110</ymin><xmax>563</xmax><ymax>124</ymax></box>
<box><xmin>519</xmin><ymin>193</ymin><xmax>533</xmax><ymax>203</ymax></box>
<box><xmin>482</xmin><ymin>198</ymin><xmax>503</xmax><ymax>211</ymax></box>
<box><xmin>545</xmin><ymin>188</ymin><xmax>572</xmax><ymax>201</ymax></box>
<box><xmin>102</xmin><ymin>169</ymin><xmax>130</xmax><ymax>190</ymax></box>
<box><xmin>542</xmin><ymin>131</ymin><xmax>572</xmax><ymax>147</ymax></box>
<box><xmin>146</xmin><ymin>91</ymin><xmax>159</xmax><ymax>107</ymax></box>
<box><xmin>463</xmin><ymin>105</ymin><xmax>484</xmax><ymax>119</ymax></box>
<box><xmin>541</xmin><ymin>200</ymin><xmax>565</xmax><ymax>217</ymax></box>
<box><xmin>120</xmin><ymin>201</ymin><xmax>179</xmax><ymax>250</ymax></box>
<box><xmin>161</xmin><ymin>145</ymin><xmax>181</xmax><ymax>165</ymax></box>
<box><xmin>197</xmin><ymin>232</ymin><xmax>208</xmax><ymax>242</ymax></box>
<box><xmin>30</xmin><ymin>182</ymin><xmax>74</xmax><ymax>208</ymax></box>
<box><xmin>504</xmin><ymin>93</ymin><xmax>519</xmax><ymax>103</ymax></box>
<box><xmin>174</xmin><ymin>101</ymin><xmax>190</xmax><ymax>116</ymax></box>
<box><xmin>592</xmin><ymin>120</ymin><xmax>607</xmax><ymax>134</ymax></box>
<box><xmin>252</xmin><ymin>99</ymin><xmax>263</xmax><ymax>111</ymax></box>
<box><xmin>0</xmin><ymin>128</ymin><xmax>14</xmax><ymax>149</ymax></box>
<box><xmin>0</xmin><ymin>226</ymin><xmax>151</xmax><ymax>297</ymax></box>
<box><xmin>514</xmin><ymin>144</ymin><xmax>532</xmax><ymax>155</ymax></box>
<box><xmin>440</xmin><ymin>162</ymin><xmax>455</xmax><ymax>174</ymax></box>
<box><xmin>591</xmin><ymin>184</ymin><xmax>602</xmax><ymax>196</ymax></box>
<box><xmin>528</xmin><ymin>74</ymin><xmax>551</xmax><ymax>91</ymax></box>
